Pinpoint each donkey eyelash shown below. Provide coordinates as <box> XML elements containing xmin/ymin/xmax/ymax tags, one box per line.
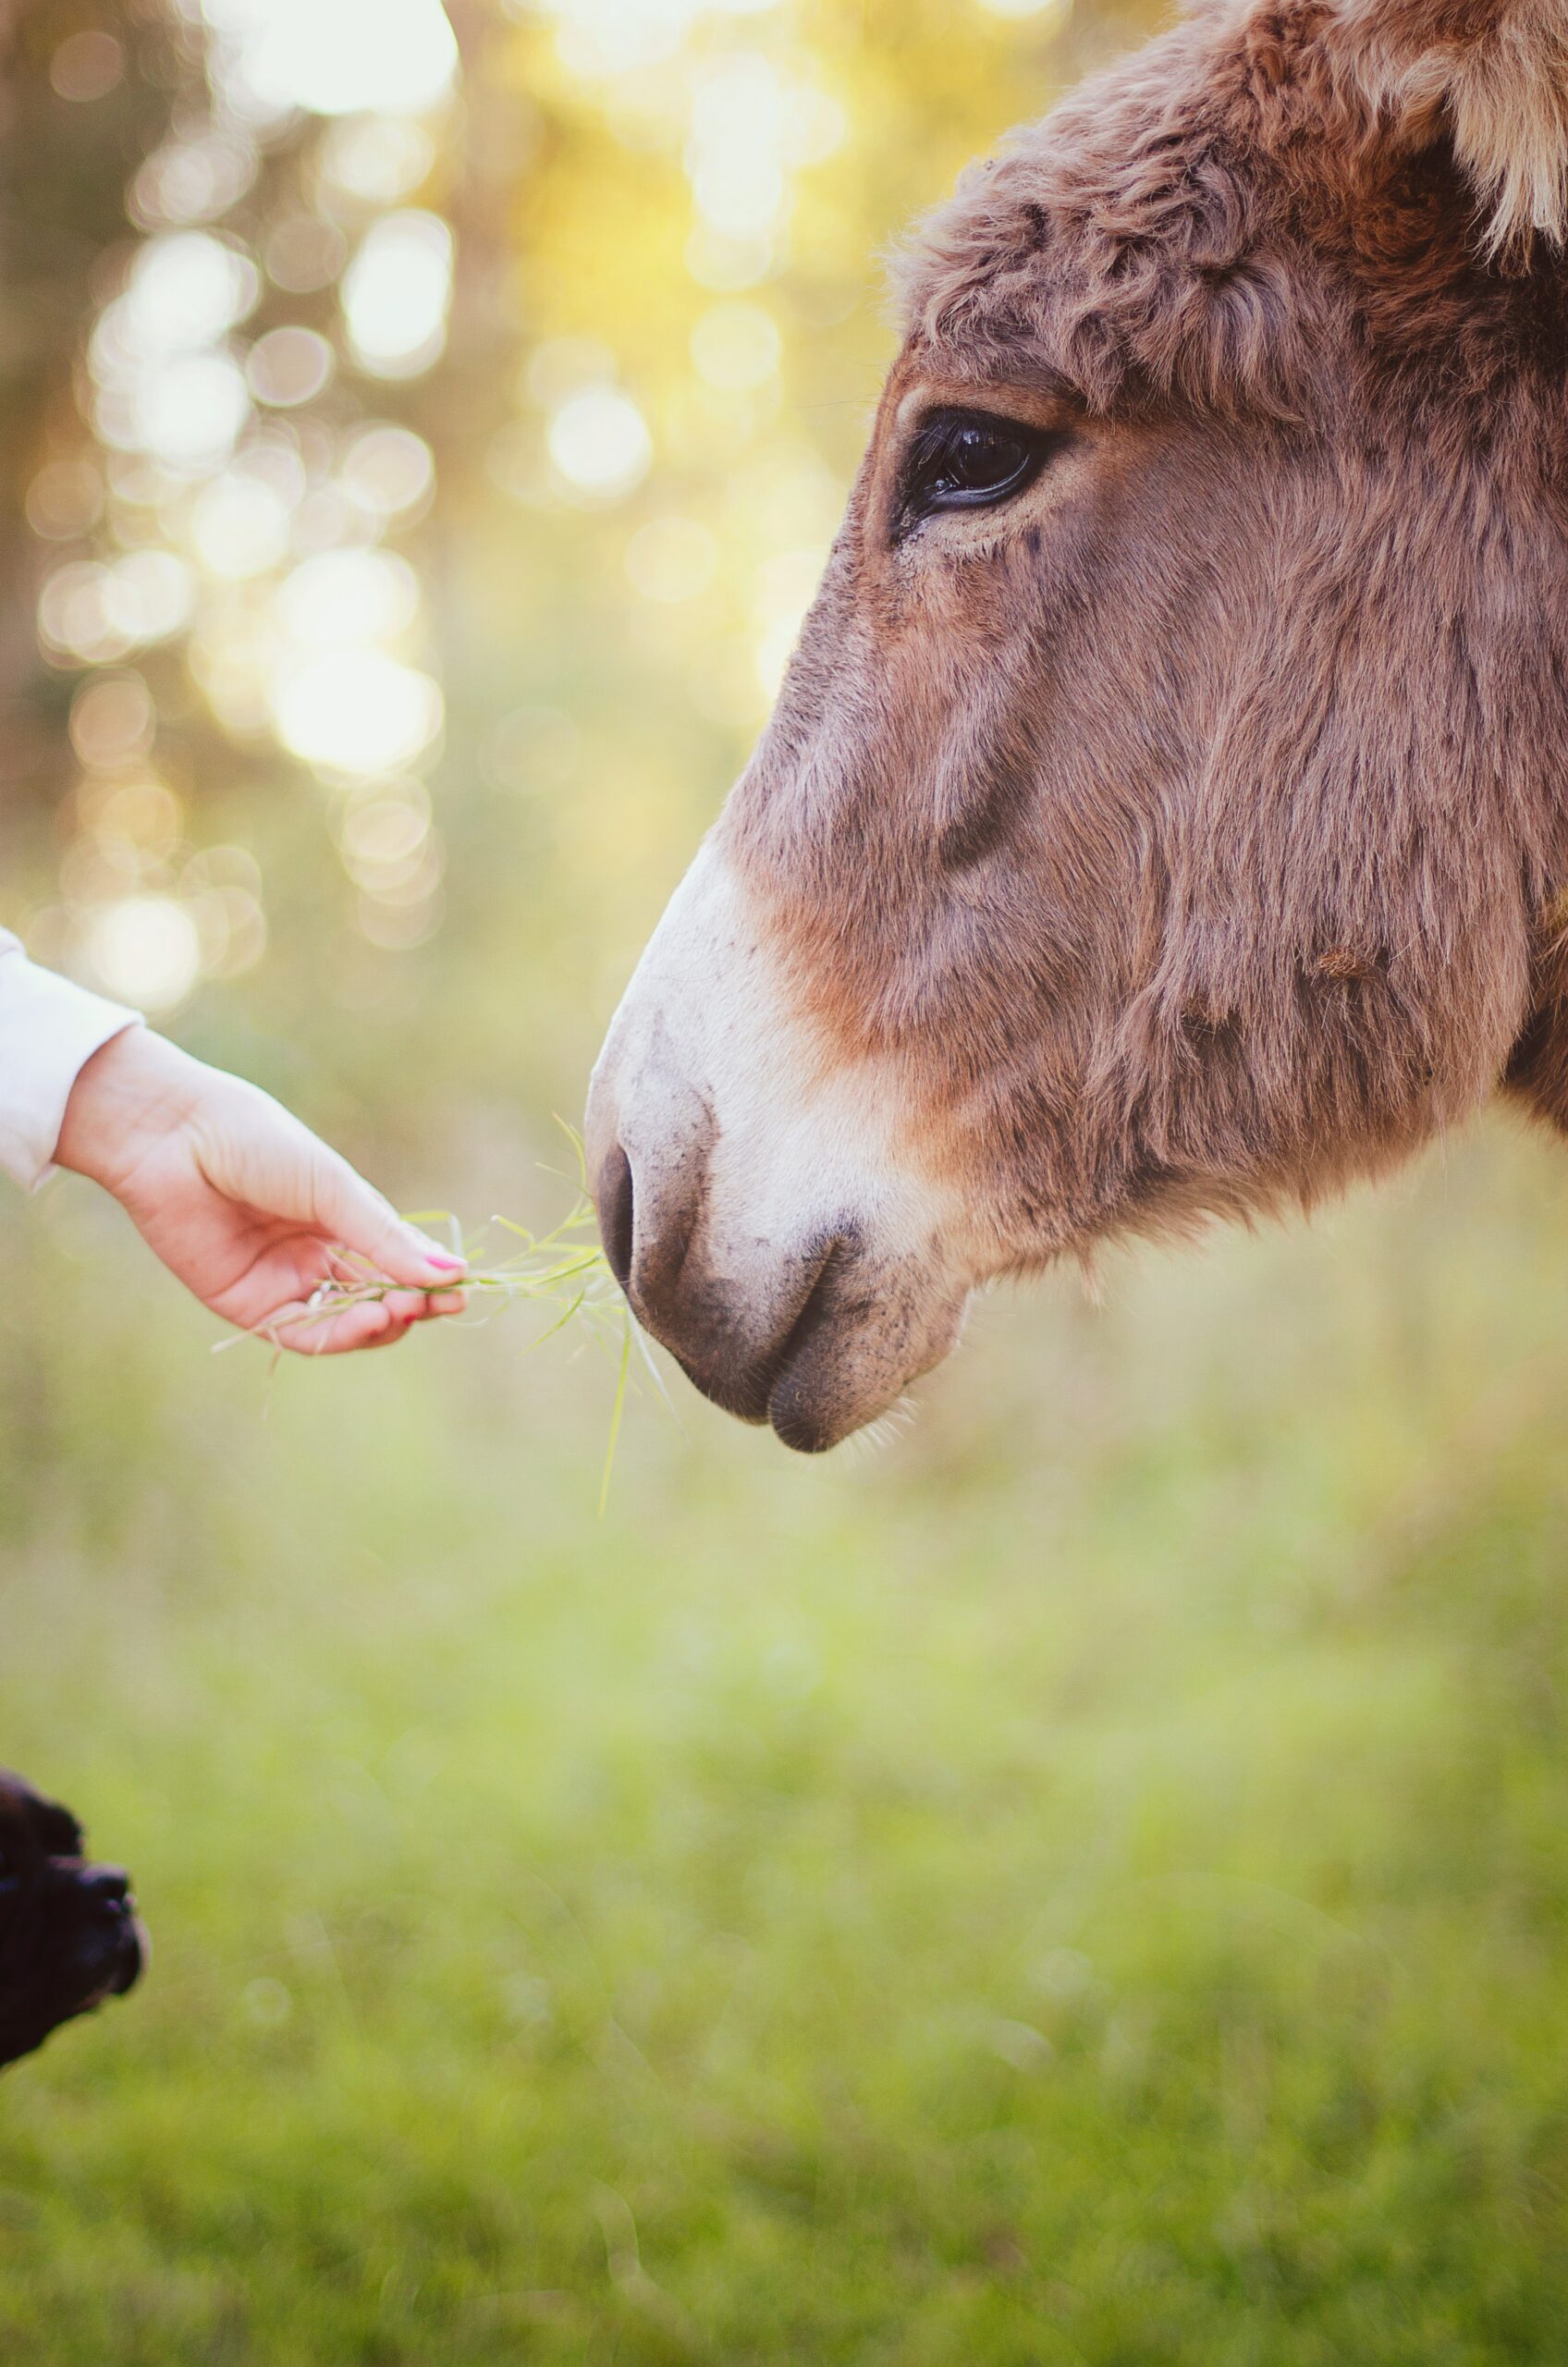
<box><xmin>895</xmin><ymin>408</ymin><xmax>1062</xmax><ymax>538</ymax></box>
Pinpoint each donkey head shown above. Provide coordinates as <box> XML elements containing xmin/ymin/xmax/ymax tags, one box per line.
<box><xmin>588</xmin><ymin>0</ymin><xmax>1568</xmax><ymax>1450</ymax></box>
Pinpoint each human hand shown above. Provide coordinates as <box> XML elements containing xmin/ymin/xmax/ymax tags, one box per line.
<box><xmin>55</xmin><ymin>1028</ymin><xmax>466</xmax><ymax>1353</ymax></box>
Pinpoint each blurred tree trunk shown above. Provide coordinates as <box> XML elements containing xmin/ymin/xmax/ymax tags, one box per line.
<box><xmin>0</xmin><ymin>2</ymin><xmax>182</xmax><ymax>828</ymax></box>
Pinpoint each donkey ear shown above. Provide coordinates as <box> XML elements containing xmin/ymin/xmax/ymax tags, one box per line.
<box><xmin>1329</xmin><ymin>0</ymin><xmax>1568</xmax><ymax>258</ymax></box>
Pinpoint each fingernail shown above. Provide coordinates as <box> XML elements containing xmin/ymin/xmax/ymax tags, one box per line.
<box><xmin>413</xmin><ymin>1236</ymin><xmax>465</xmax><ymax>1271</ymax></box>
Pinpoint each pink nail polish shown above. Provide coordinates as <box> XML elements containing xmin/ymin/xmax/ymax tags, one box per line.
<box><xmin>424</xmin><ymin>1250</ymin><xmax>465</xmax><ymax>1271</ymax></box>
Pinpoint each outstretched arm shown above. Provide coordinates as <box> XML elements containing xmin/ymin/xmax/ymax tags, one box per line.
<box><xmin>0</xmin><ymin>935</ymin><xmax>465</xmax><ymax>1355</ymax></box>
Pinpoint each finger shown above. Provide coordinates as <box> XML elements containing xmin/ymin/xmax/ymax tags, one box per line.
<box><xmin>418</xmin><ymin>1290</ymin><xmax>468</xmax><ymax>1318</ymax></box>
<box><xmin>355</xmin><ymin>1315</ymin><xmax>417</xmax><ymax>1352</ymax></box>
<box><xmin>311</xmin><ymin>1158</ymin><xmax>467</xmax><ymax>1291</ymax></box>
<box><xmin>376</xmin><ymin>1286</ymin><xmax>438</xmax><ymax>1328</ymax></box>
<box><xmin>271</xmin><ymin>1296</ymin><xmax>398</xmax><ymax>1357</ymax></box>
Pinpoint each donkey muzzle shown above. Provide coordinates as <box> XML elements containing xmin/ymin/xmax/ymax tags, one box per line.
<box><xmin>584</xmin><ymin>838</ymin><xmax>972</xmax><ymax>1449</ymax></box>
<box><xmin>585</xmin><ymin>1084</ymin><xmax>967</xmax><ymax>1453</ymax></box>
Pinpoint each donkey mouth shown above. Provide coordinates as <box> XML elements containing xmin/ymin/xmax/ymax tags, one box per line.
<box><xmin>590</xmin><ymin>1131</ymin><xmax>967</xmax><ymax>1452</ymax></box>
<box><xmin>756</xmin><ymin>1240</ymin><xmax>857</xmax><ymax>1453</ymax></box>
<box><xmin>666</xmin><ymin>1234</ymin><xmax>862</xmax><ymax>1453</ymax></box>
<box><xmin>655</xmin><ymin>1235</ymin><xmax>965</xmax><ymax>1454</ymax></box>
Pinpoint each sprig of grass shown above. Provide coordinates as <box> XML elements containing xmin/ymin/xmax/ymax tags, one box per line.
<box><xmin>215</xmin><ymin>1176</ymin><xmax>663</xmax><ymax>1508</ymax></box>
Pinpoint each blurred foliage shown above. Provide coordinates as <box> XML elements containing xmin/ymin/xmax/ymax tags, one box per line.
<box><xmin>0</xmin><ymin>0</ymin><xmax>1116</xmax><ymax>1161</ymax></box>
<box><xmin>6</xmin><ymin>3</ymin><xmax>1568</xmax><ymax>2361</ymax></box>
<box><xmin>7</xmin><ymin>1125</ymin><xmax>1568</xmax><ymax>2362</ymax></box>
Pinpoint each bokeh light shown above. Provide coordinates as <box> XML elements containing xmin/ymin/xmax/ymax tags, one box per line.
<box><xmin>263</xmin><ymin>215</ymin><xmax>349</xmax><ymax>294</ymax></box>
<box><xmin>202</xmin><ymin>0</ymin><xmax>459</xmax><ymax>118</ymax></box>
<box><xmin>98</xmin><ymin>232</ymin><xmax>260</xmax><ymax>359</ymax></box>
<box><xmin>338</xmin><ymin>425</ymin><xmax>435</xmax><ymax>519</ymax></box>
<box><xmin>319</xmin><ymin>116</ymin><xmax>437</xmax><ymax>207</ymax></box>
<box><xmin>547</xmin><ymin>386</ymin><xmax>654</xmax><ymax>500</ymax></box>
<box><xmin>274</xmin><ymin>651</ymin><xmax>444</xmax><ymax>776</ymax></box>
<box><xmin>131</xmin><ymin>129</ymin><xmax>260</xmax><ymax>230</ymax></box>
<box><xmin>276</xmin><ymin>550</ymin><xmax>422</xmax><ymax>645</ymax></box>
<box><xmin>26</xmin><ymin>460</ymin><xmax>103</xmax><ymax>543</ymax></box>
<box><xmin>341</xmin><ymin>213</ymin><xmax>453</xmax><ymax>378</ymax></box>
<box><xmin>50</xmin><ymin>29</ymin><xmax>125</xmax><ymax>102</ymax></box>
<box><xmin>69</xmin><ymin>674</ymin><xmax>155</xmax><ymax>771</ymax></box>
<box><xmin>247</xmin><ymin>327</ymin><xmax>336</xmax><ymax>410</ymax></box>
<box><xmin>83</xmin><ymin>893</ymin><xmax>202</xmax><ymax>1011</ymax></box>
<box><xmin>190</xmin><ymin>474</ymin><xmax>293</xmax><ymax>580</ymax></box>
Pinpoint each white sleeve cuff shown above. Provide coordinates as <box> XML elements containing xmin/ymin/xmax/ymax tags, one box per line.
<box><xmin>0</xmin><ymin>932</ymin><xmax>142</xmax><ymax>1192</ymax></box>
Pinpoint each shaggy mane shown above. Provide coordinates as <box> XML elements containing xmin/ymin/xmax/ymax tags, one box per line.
<box><xmin>1329</xmin><ymin>0</ymin><xmax>1568</xmax><ymax>258</ymax></box>
<box><xmin>898</xmin><ymin>0</ymin><xmax>1568</xmax><ymax>418</ymax></box>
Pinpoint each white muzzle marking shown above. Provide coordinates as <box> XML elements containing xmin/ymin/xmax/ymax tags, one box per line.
<box><xmin>585</xmin><ymin>836</ymin><xmax>972</xmax><ymax>1447</ymax></box>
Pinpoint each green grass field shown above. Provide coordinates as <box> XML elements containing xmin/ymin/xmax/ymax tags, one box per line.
<box><xmin>5</xmin><ymin>1114</ymin><xmax>1568</xmax><ymax>2365</ymax></box>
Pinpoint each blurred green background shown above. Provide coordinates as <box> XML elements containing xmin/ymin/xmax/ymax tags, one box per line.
<box><xmin>4</xmin><ymin>3</ymin><xmax>1568</xmax><ymax>2361</ymax></box>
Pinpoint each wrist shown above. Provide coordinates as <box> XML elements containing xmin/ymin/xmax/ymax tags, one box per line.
<box><xmin>55</xmin><ymin>1027</ymin><xmax>206</xmax><ymax>1196</ymax></box>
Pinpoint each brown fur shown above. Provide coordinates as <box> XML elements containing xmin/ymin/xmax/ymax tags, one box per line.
<box><xmin>1329</xmin><ymin>0</ymin><xmax>1568</xmax><ymax>257</ymax></box>
<box><xmin>717</xmin><ymin>0</ymin><xmax>1568</xmax><ymax>1282</ymax></box>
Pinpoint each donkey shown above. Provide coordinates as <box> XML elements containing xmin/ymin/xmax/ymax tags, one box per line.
<box><xmin>587</xmin><ymin>0</ymin><xmax>1568</xmax><ymax>1452</ymax></box>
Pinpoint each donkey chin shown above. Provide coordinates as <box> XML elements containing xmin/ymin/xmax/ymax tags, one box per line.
<box><xmin>586</xmin><ymin>842</ymin><xmax>974</xmax><ymax>1453</ymax></box>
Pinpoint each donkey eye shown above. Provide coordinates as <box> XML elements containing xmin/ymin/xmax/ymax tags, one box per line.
<box><xmin>898</xmin><ymin>409</ymin><xmax>1053</xmax><ymax>533</ymax></box>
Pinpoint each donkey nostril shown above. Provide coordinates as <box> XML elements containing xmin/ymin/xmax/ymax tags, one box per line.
<box><xmin>597</xmin><ymin>1146</ymin><xmax>635</xmax><ymax>1294</ymax></box>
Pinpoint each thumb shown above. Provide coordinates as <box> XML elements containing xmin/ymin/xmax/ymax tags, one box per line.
<box><xmin>311</xmin><ymin>1155</ymin><xmax>466</xmax><ymax>1287</ymax></box>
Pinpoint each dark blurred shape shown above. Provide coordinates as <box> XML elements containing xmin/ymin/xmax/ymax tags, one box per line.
<box><xmin>0</xmin><ymin>1768</ymin><xmax>144</xmax><ymax>2067</ymax></box>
